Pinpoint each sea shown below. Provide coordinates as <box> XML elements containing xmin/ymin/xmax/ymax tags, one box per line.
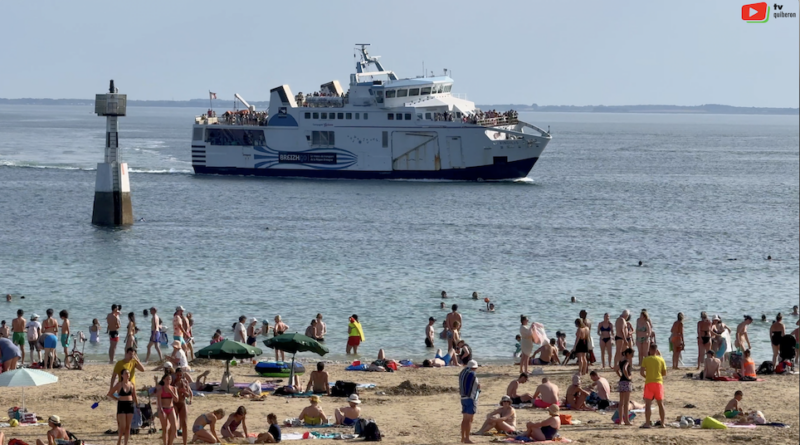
<box><xmin>0</xmin><ymin>104</ymin><xmax>798</xmax><ymax>366</ymax></box>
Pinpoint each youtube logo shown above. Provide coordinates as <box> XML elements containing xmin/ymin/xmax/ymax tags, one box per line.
<box><xmin>742</xmin><ymin>2</ymin><xmax>768</xmax><ymax>21</ymax></box>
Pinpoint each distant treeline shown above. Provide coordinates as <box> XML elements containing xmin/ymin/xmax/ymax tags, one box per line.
<box><xmin>477</xmin><ymin>103</ymin><xmax>799</xmax><ymax>115</ymax></box>
<box><xmin>1</xmin><ymin>98</ymin><xmax>797</xmax><ymax>115</ymax></box>
<box><xmin>0</xmin><ymin>98</ymin><xmax>271</xmax><ymax>109</ymax></box>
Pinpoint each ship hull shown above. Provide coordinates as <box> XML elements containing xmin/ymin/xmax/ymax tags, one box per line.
<box><xmin>193</xmin><ymin>156</ymin><xmax>539</xmax><ymax>181</ymax></box>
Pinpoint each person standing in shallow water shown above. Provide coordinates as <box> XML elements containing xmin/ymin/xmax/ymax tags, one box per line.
<box><xmin>145</xmin><ymin>307</ymin><xmax>163</xmax><ymax>363</ymax></box>
<box><xmin>614</xmin><ymin>310</ymin><xmax>630</xmax><ymax>368</ymax></box>
<box><xmin>696</xmin><ymin>312</ymin><xmax>712</xmax><ymax>370</ymax></box>
<box><xmin>346</xmin><ymin>315</ymin><xmax>363</xmax><ymax>355</ymax></box>
<box><xmin>670</xmin><ymin>313</ymin><xmax>684</xmax><ymax>370</ymax></box>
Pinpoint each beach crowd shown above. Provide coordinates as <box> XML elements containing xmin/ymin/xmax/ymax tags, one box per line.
<box><xmin>1</xmin><ymin>292</ymin><xmax>798</xmax><ymax>444</ymax></box>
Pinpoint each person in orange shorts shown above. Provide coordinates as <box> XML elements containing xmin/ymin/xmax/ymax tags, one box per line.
<box><xmin>639</xmin><ymin>343</ymin><xmax>666</xmax><ymax>428</ymax></box>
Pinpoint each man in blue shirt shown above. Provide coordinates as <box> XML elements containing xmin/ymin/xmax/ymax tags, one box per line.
<box><xmin>459</xmin><ymin>360</ymin><xmax>480</xmax><ymax>443</ymax></box>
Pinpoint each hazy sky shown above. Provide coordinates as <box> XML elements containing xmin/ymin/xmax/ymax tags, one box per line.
<box><xmin>2</xmin><ymin>1</ymin><xmax>798</xmax><ymax>107</ymax></box>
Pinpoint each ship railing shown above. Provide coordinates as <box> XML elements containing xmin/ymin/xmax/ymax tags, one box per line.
<box><xmin>301</xmin><ymin>96</ymin><xmax>347</xmax><ymax>108</ymax></box>
<box><xmin>474</xmin><ymin>116</ymin><xmax>519</xmax><ymax>127</ymax></box>
<box><xmin>195</xmin><ymin>114</ymin><xmax>269</xmax><ymax>126</ymax></box>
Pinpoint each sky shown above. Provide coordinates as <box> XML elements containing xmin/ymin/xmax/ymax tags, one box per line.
<box><xmin>1</xmin><ymin>1</ymin><xmax>798</xmax><ymax>107</ymax></box>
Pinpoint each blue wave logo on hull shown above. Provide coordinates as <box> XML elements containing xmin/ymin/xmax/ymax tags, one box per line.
<box><xmin>253</xmin><ymin>146</ymin><xmax>357</xmax><ymax>170</ymax></box>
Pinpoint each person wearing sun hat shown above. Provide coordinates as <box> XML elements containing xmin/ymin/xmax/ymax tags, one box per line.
<box><xmin>477</xmin><ymin>395</ymin><xmax>517</xmax><ymax>435</ymax></box>
<box><xmin>37</xmin><ymin>415</ymin><xmax>69</xmax><ymax>445</ymax></box>
<box><xmin>168</xmin><ymin>339</ymin><xmax>191</xmax><ymax>371</ymax></box>
<box><xmin>334</xmin><ymin>394</ymin><xmax>362</xmax><ymax>426</ymax></box>
<box><xmin>299</xmin><ymin>395</ymin><xmax>328</xmax><ymax>426</ymax></box>
<box><xmin>459</xmin><ymin>360</ymin><xmax>480</xmax><ymax>443</ymax></box>
<box><xmin>525</xmin><ymin>404</ymin><xmax>561</xmax><ymax>441</ymax></box>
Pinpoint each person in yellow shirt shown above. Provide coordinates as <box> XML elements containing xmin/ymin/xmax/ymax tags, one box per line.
<box><xmin>639</xmin><ymin>344</ymin><xmax>666</xmax><ymax>428</ymax></box>
<box><xmin>110</xmin><ymin>347</ymin><xmax>145</xmax><ymax>390</ymax></box>
<box><xmin>346</xmin><ymin>315</ymin><xmax>364</xmax><ymax>355</ymax></box>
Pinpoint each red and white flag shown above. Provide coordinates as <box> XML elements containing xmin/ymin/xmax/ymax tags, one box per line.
<box><xmin>209</xmin><ymin>92</ymin><xmax>217</xmax><ymax>100</ymax></box>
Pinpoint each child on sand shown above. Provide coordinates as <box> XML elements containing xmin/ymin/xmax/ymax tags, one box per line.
<box><xmin>724</xmin><ymin>391</ymin><xmax>744</xmax><ymax>418</ymax></box>
<box><xmin>514</xmin><ymin>335</ymin><xmax>522</xmax><ymax>363</ymax></box>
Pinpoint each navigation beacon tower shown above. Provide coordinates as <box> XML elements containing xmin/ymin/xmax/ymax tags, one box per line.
<box><xmin>92</xmin><ymin>80</ymin><xmax>133</xmax><ymax>226</ymax></box>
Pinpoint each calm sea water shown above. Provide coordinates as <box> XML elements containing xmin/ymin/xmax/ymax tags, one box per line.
<box><xmin>0</xmin><ymin>104</ymin><xmax>798</xmax><ymax>365</ymax></box>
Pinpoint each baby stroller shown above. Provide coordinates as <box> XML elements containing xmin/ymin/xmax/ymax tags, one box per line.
<box><xmin>132</xmin><ymin>390</ymin><xmax>157</xmax><ymax>434</ymax></box>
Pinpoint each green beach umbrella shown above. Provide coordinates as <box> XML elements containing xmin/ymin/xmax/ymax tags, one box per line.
<box><xmin>196</xmin><ymin>339</ymin><xmax>263</xmax><ymax>360</ymax></box>
<box><xmin>264</xmin><ymin>333</ymin><xmax>329</xmax><ymax>385</ymax></box>
<box><xmin>195</xmin><ymin>339</ymin><xmax>263</xmax><ymax>379</ymax></box>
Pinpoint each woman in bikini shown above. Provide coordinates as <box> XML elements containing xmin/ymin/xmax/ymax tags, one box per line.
<box><xmin>696</xmin><ymin>312</ymin><xmax>713</xmax><ymax>370</ymax></box>
<box><xmin>770</xmin><ymin>313</ymin><xmax>785</xmax><ymax>365</ymax></box>
<box><xmin>477</xmin><ymin>396</ymin><xmax>516</xmax><ymax>435</ymax></box>
<box><xmin>670</xmin><ymin>313</ymin><xmax>684</xmax><ymax>370</ymax></box>
<box><xmin>108</xmin><ymin>368</ymin><xmax>137</xmax><ymax>445</ymax></box>
<box><xmin>571</xmin><ymin>319</ymin><xmax>590</xmax><ymax>376</ymax></box>
<box><xmin>221</xmin><ymin>406</ymin><xmax>249</xmax><ymax>439</ymax></box>
<box><xmin>635</xmin><ymin>310</ymin><xmax>652</xmax><ymax>366</ymax></box>
<box><xmin>597</xmin><ymin>313</ymin><xmax>614</xmax><ymax>369</ymax></box>
<box><xmin>299</xmin><ymin>395</ymin><xmax>328</xmax><ymax>426</ymax></box>
<box><xmin>190</xmin><ymin>409</ymin><xmax>225</xmax><ymax>444</ymax></box>
<box><xmin>525</xmin><ymin>404</ymin><xmax>561</xmax><ymax>441</ymax></box>
<box><xmin>273</xmin><ymin>316</ymin><xmax>289</xmax><ymax>361</ymax></box>
<box><xmin>157</xmin><ymin>371</ymin><xmax>180</xmax><ymax>445</ymax></box>
<box><xmin>174</xmin><ymin>368</ymin><xmax>193</xmax><ymax>445</ymax></box>
<box><xmin>125</xmin><ymin>312</ymin><xmax>137</xmax><ymax>351</ymax></box>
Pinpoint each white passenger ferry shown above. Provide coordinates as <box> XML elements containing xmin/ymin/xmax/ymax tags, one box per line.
<box><xmin>191</xmin><ymin>45</ymin><xmax>551</xmax><ymax>180</ymax></box>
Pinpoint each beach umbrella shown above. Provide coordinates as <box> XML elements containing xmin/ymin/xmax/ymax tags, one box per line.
<box><xmin>195</xmin><ymin>340</ymin><xmax>262</xmax><ymax>390</ymax></box>
<box><xmin>196</xmin><ymin>339</ymin><xmax>263</xmax><ymax>361</ymax></box>
<box><xmin>264</xmin><ymin>333</ymin><xmax>329</xmax><ymax>386</ymax></box>
<box><xmin>0</xmin><ymin>368</ymin><xmax>58</xmax><ymax>412</ymax></box>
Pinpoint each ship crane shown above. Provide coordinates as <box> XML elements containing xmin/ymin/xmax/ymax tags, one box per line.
<box><xmin>234</xmin><ymin>93</ymin><xmax>256</xmax><ymax>112</ymax></box>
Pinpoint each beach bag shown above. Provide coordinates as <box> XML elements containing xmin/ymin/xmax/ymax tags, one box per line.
<box><xmin>748</xmin><ymin>411</ymin><xmax>766</xmax><ymax>425</ymax></box>
<box><xmin>775</xmin><ymin>360</ymin><xmax>793</xmax><ymax>374</ymax></box>
<box><xmin>9</xmin><ymin>440</ymin><xmax>30</xmax><ymax>445</ymax></box>
<box><xmin>756</xmin><ymin>361</ymin><xmax>774</xmax><ymax>375</ymax></box>
<box><xmin>354</xmin><ymin>418</ymin><xmax>369</xmax><ymax>437</ymax></box>
<box><xmin>701</xmin><ymin>416</ymin><xmax>727</xmax><ymax>429</ymax></box>
<box><xmin>331</xmin><ymin>380</ymin><xmax>358</xmax><ymax>397</ymax></box>
<box><xmin>363</xmin><ymin>421</ymin><xmax>382</xmax><ymax>442</ymax></box>
<box><xmin>729</xmin><ymin>351</ymin><xmax>743</xmax><ymax>369</ymax></box>
<box><xmin>559</xmin><ymin>414</ymin><xmax>572</xmax><ymax>425</ymax></box>
<box><xmin>131</xmin><ymin>406</ymin><xmax>143</xmax><ymax>430</ymax></box>
<box><xmin>611</xmin><ymin>409</ymin><xmax>636</xmax><ymax>424</ymax></box>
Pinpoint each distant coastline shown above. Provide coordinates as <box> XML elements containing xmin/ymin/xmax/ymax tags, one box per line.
<box><xmin>0</xmin><ymin>98</ymin><xmax>797</xmax><ymax>115</ymax></box>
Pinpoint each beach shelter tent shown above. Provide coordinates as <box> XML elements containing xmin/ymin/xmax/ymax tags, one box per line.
<box><xmin>195</xmin><ymin>340</ymin><xmax>262</xmax><ymax>392</ymax></box>
<box><xmin>0</xmin><ymin>368</ymin><xmax>58</xmax><ymax>412</ymax></box>
<box><xmin>264</xmin><ymin>333</ymin><xmax>329</xmax><ymax>386</ymax></box>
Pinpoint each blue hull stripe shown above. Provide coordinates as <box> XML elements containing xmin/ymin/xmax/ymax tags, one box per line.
<box><xmin>193</xmin><ymin>158</ymin><xmax>538</xmax><ymax>181</ymax></box>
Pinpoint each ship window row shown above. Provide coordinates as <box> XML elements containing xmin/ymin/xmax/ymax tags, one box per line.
<box><xmin>387</xmin><ymin>113</ymin><xmax>413</xmax><ymax>121</ymax></box>
<box><xmin>384</xmin><ymin>84</ymin><xmax>451</xmax><ymax>99</ymax></box>
<box><xmin>304</xmin><ymin>112</ymin><xmax>368</xmax><ymax>120</ymax></box>
<box><xmin>205</xmin><ymin>128</ymin><xmax>266</xmax><ymax>146</ymax></box>
<box><xmin>311</xmin><ymin>130</ymin><xmax>335</xmax><ymax>146</ymax></box>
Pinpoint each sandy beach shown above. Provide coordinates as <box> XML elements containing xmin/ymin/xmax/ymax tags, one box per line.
<box><xmin>0</xmin><ymin>358</ymin><xmax>797</xmax><ymax>445</ymax></box>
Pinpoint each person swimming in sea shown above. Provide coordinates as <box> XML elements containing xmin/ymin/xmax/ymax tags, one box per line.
<box><xmin>638</xmin><ymin>261</ymin><xmax>643</xmax><ymax>267</ymax></box>
<box><xmin>441</xmin><ymin>291</ymin><xmax>448</xmax><ymax>299</ymax></box>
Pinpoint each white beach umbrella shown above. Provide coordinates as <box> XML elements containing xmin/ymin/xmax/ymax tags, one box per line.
<box><xmin>0</xmin><ymin>368</ymin><xmax>59</xmax><ymax>412</ymax></box>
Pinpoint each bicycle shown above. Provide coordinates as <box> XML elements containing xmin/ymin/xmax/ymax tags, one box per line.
<box><xmin>64</xmin><ymin>331</ymin><xmax>87</xmax><ymax>370</ymax></box>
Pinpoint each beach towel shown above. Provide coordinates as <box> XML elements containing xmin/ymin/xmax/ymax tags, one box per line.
<box><xmin>532</xmin><ymin>322</ymin><xmax>547</xmax><ymax>345</ymax></box>
<box><xmin>356</xmin><ymin>383</ymin><xmax>377</xmax><ymax>389</ymax></box>
<box><xmin>724</xmin><ymin>423</ymin><xmax>758</xmax><ymax>428</ymax></box>
<box><xmin>713</xmin><ymin>376</ymin><xmax>764</xmax><ymax>382</ymax></box>
<box><xmin>499</xmin><ymin>437</ymin><xmax>572</xmax><ymax>444</ymax></box>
